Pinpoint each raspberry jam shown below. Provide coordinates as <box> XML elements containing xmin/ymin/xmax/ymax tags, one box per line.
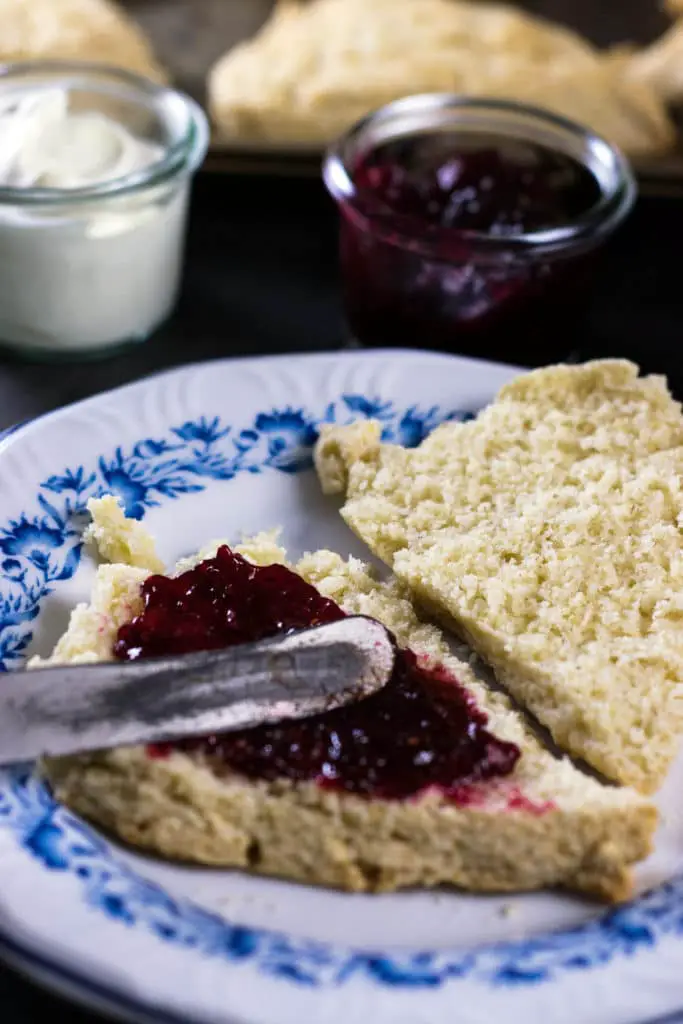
<box><xmin>338</xmin><ymin>132</ymin><xmax>600</xmax><ymax>360</ymax></box>
<box><xmin>324</xmin><ymin>99</ymin><xmax>635</xmax><ymax>365</ymax></box>
<box><xmin>115</xmin><ymin>546</ymin><xmax>519</xmax><ymax>801</ymax></box>
<box><xmin>352</xmin><ymin>135</ymin><xmax>599</xmax><ymax>238</ymax></box>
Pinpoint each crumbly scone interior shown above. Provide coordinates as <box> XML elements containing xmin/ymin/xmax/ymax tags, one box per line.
<box><xmin>314</xmin><ymin>360</ymin><xmax>683</xmax><ymax>794</ymax></box>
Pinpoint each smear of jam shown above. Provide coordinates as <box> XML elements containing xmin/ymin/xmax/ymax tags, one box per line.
<box><xmin>115</xmin><ymin>546</ymin><xmax>520</xmax><ymax>801</ymax></box>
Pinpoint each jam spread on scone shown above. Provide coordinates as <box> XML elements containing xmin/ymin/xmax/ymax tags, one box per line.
<box><xmin>115</xmin><ymin>545</ymin><xmax>519</xmax><ymax>800</ymax></box>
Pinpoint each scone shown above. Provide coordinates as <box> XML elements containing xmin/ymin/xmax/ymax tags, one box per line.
<box><xmin>208</xmin><ymin>0</ymin><xmax>678</xmax><ymax>155</ymax></box>
<box><xmin>315</xmin><ymin>359</ymin><xmax>683</xmax><ymax>794</ymax></box>
<box><xmin>39</xmin><ymin>497</ymin><xmax>655</xmax><ymax>901</ymax></box>
<box><xmin>0</xmin><ymin>0</ymin><xmax>165</xmax><ymax>82</ymax></box>
<box><xmin>625</xmin><ymin>18</ymin><xmax>683</xmax><ymax>105</ymax></box>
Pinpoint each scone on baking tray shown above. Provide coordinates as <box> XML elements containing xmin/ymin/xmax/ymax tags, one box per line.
<box><xmin>315</xmin><ymin>359</ymin><xmax>683</xmax><ymax>795</ymax></box>
<box><xmin>208</xmin><ymin>0</ymin><xmax>682</xmax><ymax>155</ymax></box>
<box><xmin>38</xmin><ymin>497</ymin><xmax>654</xmax><ymax>903</ymax></box>
<box><xmin>0</xmin><ymin>0</ymin><xmax>165</xmax><ymax>81</ymax></box>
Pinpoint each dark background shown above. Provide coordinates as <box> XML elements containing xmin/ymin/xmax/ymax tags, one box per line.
<box><xmin>1</xmin><ymin>172</ymin><xmax>682</xmax><ymax>432</ymax></box>
<box><xmin>3</xmin><ymin>0</ymin><xmax>683</xmax><ymax>1018</ymax></box>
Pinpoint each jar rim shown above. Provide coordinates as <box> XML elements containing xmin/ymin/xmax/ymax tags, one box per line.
<box><xmin>0</xmin><ymin>61</ymin><xmax>209</xmax><ymax>206</ymax></box>
<box><xmin>322</xmin><ymin>94</ymin><xmax>637</xmax><ymax>258</ymax></box>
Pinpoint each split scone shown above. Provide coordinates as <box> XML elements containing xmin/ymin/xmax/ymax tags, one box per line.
<box><xmin>208</xmin><ymin>0</ymin><xmax>682</xmax><ymax>156</ymax></box>
<box><xmin>0</xmin><ymin>0</ymin><xmax>165</xmax><ymax>82</ymax></box>
<box><xmin>39</xmin><ymin>497</ymin><xmax>655</xmax><ymax>901</ymax></box>
<box><xmin>315</xmin><ymin>360</ymin><xmax>683</xmax><ymax>795</ymax></box>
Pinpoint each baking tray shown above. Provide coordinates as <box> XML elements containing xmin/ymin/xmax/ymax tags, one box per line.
<box><xmin>125</xmin><ymin>0</ymin><xmax>683</xmax><ymax>191</ymax></box>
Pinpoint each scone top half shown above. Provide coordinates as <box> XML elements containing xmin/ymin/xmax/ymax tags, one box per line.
<box><xmin>315</xmin><ymin>359</ymin><xmax>683</xmax><ymax>794</ymax></box>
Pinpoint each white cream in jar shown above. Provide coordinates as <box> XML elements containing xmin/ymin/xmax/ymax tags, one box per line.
<box><xmin>0</xmin><ymin>65</ymin><xmax>208</xmax><ymax>357</ymax></box>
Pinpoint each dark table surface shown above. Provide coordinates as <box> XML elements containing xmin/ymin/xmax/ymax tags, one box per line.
<box><xmin>2</xmin><ymin>167</ymin><xmax>683</xmax><ymax>1021</ymax></box>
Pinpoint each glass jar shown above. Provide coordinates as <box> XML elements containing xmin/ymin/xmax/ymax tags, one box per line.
<box><xmin>0</xmin><ymin>62</ymin><xmax>209</xmax><ymax>360</ymax></box>
<box><xmin>323</xmin><ymin>95</ymin><xmax>636</xmax><ymax>363</ymax></box>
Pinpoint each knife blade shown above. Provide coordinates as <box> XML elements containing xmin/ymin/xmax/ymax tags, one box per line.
<box><xmin>0</xmin><ymin>616</ymin><xmax>395</xmax><ymax>766</ymax></box>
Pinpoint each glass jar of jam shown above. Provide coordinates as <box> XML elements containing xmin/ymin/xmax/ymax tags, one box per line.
<box><xmin>323</xmin><ymin>96</ymin><xmax>636</xmax><ymax>363</ymax></box>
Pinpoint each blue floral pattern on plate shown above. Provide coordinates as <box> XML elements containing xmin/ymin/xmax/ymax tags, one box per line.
<box><xmin>2</xmin><ymin>768</ymin><xmax>683</xmax><ymax>990</ymax></box>
<box><xmin>0</xmin><ymin>396</ymin><xmax>468</xmax><ymax>673</ymax></box>
<box><xmin>1</xmin><ymin>389</ymin><xmax>681</xmax><ymax>998</ymax></box>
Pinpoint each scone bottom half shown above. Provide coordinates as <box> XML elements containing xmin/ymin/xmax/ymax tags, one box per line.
<box><xmin>41</xmin><ymin>496</ymin><xmax>655</xmax><ymax>902</ymax></box>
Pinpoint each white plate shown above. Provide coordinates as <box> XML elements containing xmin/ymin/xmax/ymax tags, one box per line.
<box><xmin>1</xmin><ymin>350</ymin><xmax>683</xmax><ymax>1024</ymax></box>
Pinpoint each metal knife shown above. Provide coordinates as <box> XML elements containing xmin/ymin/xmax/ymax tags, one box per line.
<box><xmin>0</xmin><ymin>616</ymin><xmax>395</xmax><ymax>766</ymax></box>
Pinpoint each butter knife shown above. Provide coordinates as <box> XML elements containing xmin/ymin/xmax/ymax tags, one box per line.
<box><xmin>0</xmin><ymin>616</ymin><xmax>395</xmax><ymax>766</ymax></box>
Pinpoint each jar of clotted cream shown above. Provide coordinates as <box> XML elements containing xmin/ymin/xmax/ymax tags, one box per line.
<box><xmin>0</xmin><ymin>62</ymin><xmax>209</xmax><ymax>359</ymax></box>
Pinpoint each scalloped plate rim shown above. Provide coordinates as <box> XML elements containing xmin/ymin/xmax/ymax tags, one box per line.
<box><xmin>0</xmin><ymin>348</ymin><xmax>522</xmax><ymax>458</ymax></box>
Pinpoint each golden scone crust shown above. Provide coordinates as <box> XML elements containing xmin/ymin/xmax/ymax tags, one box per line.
<box><xmin>0</xmin><ymin>0</ymin><xmax>165</xmax><ymax>81</ymax></box>
<box><xmin>208</xmin><ymin>0</ymin><xmax>676</xmax><ymax>154</ymax></box>
<box><xmin>624</xmin><ymin>18</ymin><xmax>683</xmax><ymax>103</ymax></box>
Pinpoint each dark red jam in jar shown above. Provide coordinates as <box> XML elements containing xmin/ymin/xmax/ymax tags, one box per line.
<box><xmin>323</xmin><ymin>97</ymin><xmax>636</xmax><ymax>363</ymax></box>
<box><xmin>115</xmin><ymin>546</ymin><xmax>520</xmax><ymax>801</ymax></box>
